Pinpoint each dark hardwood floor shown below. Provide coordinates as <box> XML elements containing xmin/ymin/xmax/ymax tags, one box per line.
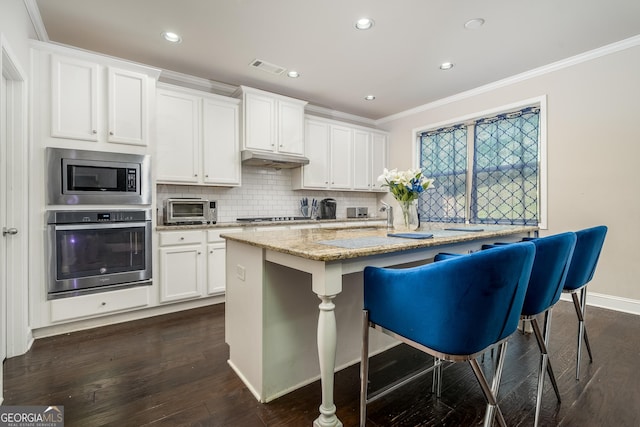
<box><xmin>4</xmin><ymin>300</ymin><xmax>640</xmax><ymax>426</ymax></box>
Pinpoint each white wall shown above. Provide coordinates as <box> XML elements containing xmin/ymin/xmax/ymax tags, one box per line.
<box><xmin>380</xmin><ymin>40</ymin><xmax>640</xmax><ymax>309</ymax></box>
<box><xmin>0</xmin><ymin>0</ymin><xmax>36</xmax><ymax>67</ymax></box>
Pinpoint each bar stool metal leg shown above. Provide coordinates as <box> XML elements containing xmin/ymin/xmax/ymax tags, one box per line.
<box><xmin>572</xmin><ymin>288</ymin><xmax>593</xmax><ymax>379</ymax></box>
<box><xmin>360</xmin><ymin>310</ymin><xmax>370</xmax><ymax>427</ymax></box>
<box><xmin>530</xmin><ymin>310</ymin><xmax>561</xmax><ymax>427</ymax></box>
<box><xmin>470</xmin><ymin>342</ymin><xmax>508</xmax><ymax>427</ymax></box>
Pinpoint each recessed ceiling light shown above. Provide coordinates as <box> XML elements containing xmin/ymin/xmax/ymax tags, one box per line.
<box><xmin>355</xmin><ymin>18</ymin><xmax>374</xmax><ymax>30</ymax></box>
<box><xmin>364</xmin><ymin>95</ymin><xmax>376</xmax><ymax>101</ymax></box>
<box><xmin>162</xmin><ymin>31</ymin><xmax>182</xmax><ymax>43</ymax></box>
<box><xmin>440</xmin><ymin>62</ymin><xmax>454</xmax><ymax>70</ymax></box>
<box><xmin>287</xmin><ymin>71</ymin><xmax>300</xmax><ymax>78</ymax></box>
<box><xmin>464</xmin><ymin>18</ymin><xmax>485</xmax><ymax>30</ymax></box>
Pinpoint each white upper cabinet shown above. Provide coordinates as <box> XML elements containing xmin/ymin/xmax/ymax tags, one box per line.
<box><xmin>295</xmin><ymin>118</ymin><xmax>352</xmax><ymax>190</ymax></box>
<box><xmin>329</xmin><ymin>124</ymin><xmax>353</xmax><ymax>189</ymax></box>
<box><xmin>277</xmin><ymin>100</ymin><xmax>306</xmax><ymax>155</ymax></box>
<box><xmin>236</xmin><ymin>86</ymin><xmax>307</xmax><ymax>156</ymax></box>
<box><xmin>50</xmin><ymin>54</ymin><xmax>150</xmax><ymax>146</ymax></box>
<box><xmin>353</xmin><ymin>129</ymin><xmax>372</xmax><ymax>190</ymax></box>
<box><xmin>50</xmin><ymin>55</ymin><xmax>99</xmax><ymax>141</ymax></box>
<box><xmin>156</xmin><ymin>88</ymin><xmax>201</xmax><ymax>183</ymax></box>
<box><xmin>107</xmin><ymin>68</ymin><xmax>148</xmax><ymax>145</ymax></box>
<box><xmin>32</xmin><ymin>42</ymin><xmax>160</xmax><ymax>153</ymax></box>
<box><xmin>370</xmin><ymin>132</ymin><xmax>388</xmax><ymax>191</ymax></box>
<box><xmin>301</xmin><ymin>118</ymin><xmax>330</xmax><ymax>188</ymax></box>
<box><xmin>202</xmin><ymin>96</ymin><xmax>241</xmax><ymax>185</ymax></box>
<box><xmin>156</xmin><ymin>84</ymin><xmax>241</xmax><ymax>186</ymax></box>
<box><xmin>293</xmin><ymin>116</ymin><xmax>388</xmax><ymax>192</ymax></box>
<box><xmin>353</xmin><ymin>130</ymin><xmax>388</xmax><ymax>191</ymax></box>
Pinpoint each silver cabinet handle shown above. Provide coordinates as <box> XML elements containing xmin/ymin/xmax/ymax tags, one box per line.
<box><xmin>2</xmin><ymin>227</ymin><xmax>18</xmax><ymax>236</ymax></box>
<box><xmin>92</xmin><ymin>130</ymin><xmax>97</xmax><ymax>134</ymax></box>
<box><xmin>109</xmin><ymin>131</ymin><xmax>114</xmax><ymax>136</ymax></box>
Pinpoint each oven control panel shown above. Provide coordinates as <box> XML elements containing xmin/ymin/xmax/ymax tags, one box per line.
<box><xmin>46</xmin><ymin>209</ymin><xmax>151</xmax><ymax>224</ymax></box>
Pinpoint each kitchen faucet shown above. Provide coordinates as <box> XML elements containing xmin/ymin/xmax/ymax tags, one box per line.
<box><xmin>380</xmin><ymin>202</ymin><xmax>393</xmax><ymax>229</ymax></box>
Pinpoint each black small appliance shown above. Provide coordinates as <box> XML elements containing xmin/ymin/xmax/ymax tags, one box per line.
<box><xmin>319</xmin><ymin>198</ymin><xmax>337</xmax><ymax>219</ymax></box>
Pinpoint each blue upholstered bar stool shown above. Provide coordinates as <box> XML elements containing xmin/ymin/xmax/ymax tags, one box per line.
<box><xmin>562</xmin><ymin>225</ymin><xmax>608</xmax><ymax>380</ymax></box>
<box><xmin>360</xmin><ymin>243</ymin><xmax>535</xmax><ymax>427</ymax></box>
<box><xmin>480</xmin><ymin>232</ymin><xmax>577</xmax><ymax>426</ymax></box>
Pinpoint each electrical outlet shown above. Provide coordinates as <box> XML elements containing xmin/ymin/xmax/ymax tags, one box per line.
<box><xmin>236</xmin><ymin>265</ymin><xmax>246</xmax><ymax>281</ymax></box>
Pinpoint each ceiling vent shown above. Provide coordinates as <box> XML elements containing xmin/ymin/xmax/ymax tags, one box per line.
<box><xmin>249</xmin><ymin>59</ymin><xmax>286</xmax><ymax>75</ymax></box>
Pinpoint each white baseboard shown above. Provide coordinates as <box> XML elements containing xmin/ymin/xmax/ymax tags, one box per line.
<box><xmin>560</xmin><ymin>291</ymin><xmax>640</xmax><ymax>316</ymax></box>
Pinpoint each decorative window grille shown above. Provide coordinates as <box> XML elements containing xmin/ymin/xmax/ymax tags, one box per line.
<box><xmin>418</xmin><ymin>106</ymin><xmax>540</xmax><ymax>225</ymax></box>
<box><xmin>472</xmin><ymin>107</ymin><xmax>540</xmax><ymax>225</ymax></box>
<box><xmin>419</xmin><ymin>125</ymin><xmax>467</xmax><ymax>223</ymax></box>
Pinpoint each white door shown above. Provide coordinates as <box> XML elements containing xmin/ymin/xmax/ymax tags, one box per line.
<box><xmin>1</xmin><ymin>72</ymin><xmax>7</xmax><ymax>367</ymax></box>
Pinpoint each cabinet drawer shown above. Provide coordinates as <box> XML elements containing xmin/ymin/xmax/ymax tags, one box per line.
<box><xmin>159</xmin><ymin>230</ymin><xmax>203</xmax><ymax>246</ymax></box>
<box><xmin>208</xmin><ymin>228</ymin><xmax>242</xmax><ymax>243</ymax></box>
<box><xmin>50</xmin><ymin>286</ymin><xmax>150</xmax><ymax>323</ymax></box>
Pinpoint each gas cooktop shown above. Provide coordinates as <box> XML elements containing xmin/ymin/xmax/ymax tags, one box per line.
<box><xmin>236</xmin><ymin>216</ymin><xmax>311</xmax><ymax>223</ymax></box>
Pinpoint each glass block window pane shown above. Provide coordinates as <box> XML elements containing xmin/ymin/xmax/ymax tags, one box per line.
<box><xmin>419</xmin><ymin>125</ymin><xmax>467</xmax><ymax>223</ymax></box>
<box><xmin>471</xmin><ymin>107</ymin><xmax>539</xmax><ymax>225</ymax></box>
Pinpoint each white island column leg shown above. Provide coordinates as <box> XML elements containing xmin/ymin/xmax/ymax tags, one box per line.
<box><xmin>314</xmin><ymin>294</ymin><xmax>343</xmax><ymax>427</ymax></box>
<box><xmin>312</xmin><ymin>262</ymin><xmax>343</xmax><ymax>427</ymax></box>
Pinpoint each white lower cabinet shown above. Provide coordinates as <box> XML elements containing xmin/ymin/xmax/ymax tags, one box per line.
<box><xmin>207</xmin><ymin>242</ymin><xmax>226</xmax><ymax>295</ymax></box>
<box><xmin>158</xmin><ymin>228</ymin><xmax>241</xmax><ymax>301</ymax></box>
<box><xmin>207</xmin><ymin>228</ymin><xmax>242</xmax><ymax>295</ymax></box>
<box><xmin>158</xmin><ymin>230</ymin><xmax>206</xmax><ymax>303</ymax></box>
<box><xmin>50</xmin><ymin>286</ymin><xmax>150</xmax><ymax>323</ymax></box>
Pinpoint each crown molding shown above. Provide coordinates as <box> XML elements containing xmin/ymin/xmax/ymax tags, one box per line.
<box><xmin>304</xmin><ymin>104</ymin><xmax>377</xmax><ymax>127</ymax></box>
<box><xmin>377</xmin><ymin>34</ymin><xmax>640</xmax><ymax>125</ymax></box>
<box><xmin>158</xmin><ymin>69</ymin><xmax>237</xmax><ymax>96</ymax></box>
<box><xmin>23</xmin><ymin>0</ymin><xmax>49</xmax><ymax>41</ymax></box>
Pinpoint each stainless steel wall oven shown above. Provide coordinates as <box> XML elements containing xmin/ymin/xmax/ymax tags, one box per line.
<box><xmin>46</xmin><ymin>209</ymin><xmax>152</xmax><ymax>299</ymax></box>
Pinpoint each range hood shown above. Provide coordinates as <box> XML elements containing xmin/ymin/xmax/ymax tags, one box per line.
<box><xmin>241</xmin><ymin>150</ymin><xmax>309</xmax><ymax>169</ymax></box>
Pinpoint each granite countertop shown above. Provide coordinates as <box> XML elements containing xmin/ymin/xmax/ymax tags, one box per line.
<box><xmin>221</xmin><ymin>223</ymin><xmax>539</xmax><ymax>262</ymax></box>
<box><xmin>155</xmin><ymin>217</ymin><xmax>385</xmax><ymax>231</ymax></box>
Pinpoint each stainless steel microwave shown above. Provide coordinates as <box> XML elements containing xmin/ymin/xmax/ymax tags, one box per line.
<box><xmin>163</xmin><ymin>198</ymin><xmax>217</xmax><ymax>225</ymax></box>
<box><xmin>46</xmin><ymin>147</ymin><xmax>151</xmax><ymax>205</ymax></box>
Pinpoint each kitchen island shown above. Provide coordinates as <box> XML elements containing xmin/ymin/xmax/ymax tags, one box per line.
<box><xmin>222</xmin><ymin>223</ymin><xmax>538</xmax><ymax>427</ymax></box>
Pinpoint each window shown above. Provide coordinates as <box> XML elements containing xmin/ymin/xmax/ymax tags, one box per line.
<box><xmin>417</xmin><ymin>103</ymin><xmax>544</xmax><ymax>226</ymax></box>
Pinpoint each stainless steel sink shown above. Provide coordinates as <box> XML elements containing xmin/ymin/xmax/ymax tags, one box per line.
<box><xmin>324</xmin><ymin>226</ymin><xmax>382</xmax><ymax>232</ymax></box>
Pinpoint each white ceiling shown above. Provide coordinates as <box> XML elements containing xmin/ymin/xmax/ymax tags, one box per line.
<box><xmin>34</xmin><ymin>0</ymin><xmax>640</xmax><ymax>120</ymax></box>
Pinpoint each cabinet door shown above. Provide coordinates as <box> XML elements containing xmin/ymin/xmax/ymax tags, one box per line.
<box><xmin>277</xmin><ymin>100</ymin><xmax>305</xmax><ymax>155</ymax></box>
<box><xmin>244</xmin><ymin>92</ymin><xmax>276</xmax><ymax>151</ymax></box>
<box><xmin>353</xmin><ymin>130</ymin><xmax>371</xmax><ymax>190</ymax></box>
<box><xmin>50</xmin><ymin>54</ymin><xmax>99</xmax><ymax>141</ymax></box>
<box><xmin>159</xmin><ymin>245</ymin><xmax>205</xmax><ymax>303</ymax></box>
<box><xmin>203</xmin><ymin>97</ymin><xmax>240</xmax><ymax>185</ymax></box>
<box><xmin>108</xmin><ymin>67</ymin><xmax>148</xmax><ymax>145</ymax></box>
<box><xmin>329</xmin><ymin>125</ymin><xmax>353</xmax><ymax>189</ymax></box>
<box><xmin>156</xmin><ymin>89</ymin><xmax>201</xmax><ymax>183</ymax></box>
<box><xmin>207</xmin><ymin>242</ymin><xmax>226</xmax><ymax>295</ymax></box>
<box><xmin>303</xmin><ymin>119</ymin><xmax>330</xmax><ymax>188</ymax></box>
<box><xmin>371</xmin><ymin>132</ymin><xmax>388</xmax><ymax>192</ymax></box>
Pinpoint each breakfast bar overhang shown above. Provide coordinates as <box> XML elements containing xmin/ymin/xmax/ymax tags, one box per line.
<box><xmin>222</xmin><ymin>223</ymin><xmax>538</xmax><ymax>427</ymax></box>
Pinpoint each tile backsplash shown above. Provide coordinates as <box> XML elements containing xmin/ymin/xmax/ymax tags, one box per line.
<box><xmin>157</xmin><ymin>166</ymin><xmax>383</xmax><ymax>223</ymax></box>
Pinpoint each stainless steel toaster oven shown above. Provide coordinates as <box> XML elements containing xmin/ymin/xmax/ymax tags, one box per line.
<box><xmin>163</xmin><ymin>198</ymin><xmax>217</xmax><ymax>225</ymax></box>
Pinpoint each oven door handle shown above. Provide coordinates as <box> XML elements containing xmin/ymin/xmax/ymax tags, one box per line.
<box><xmin>53</xmin><ymin>222</ymin><xmax>149</xmax><ymax>230</ymax></box>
